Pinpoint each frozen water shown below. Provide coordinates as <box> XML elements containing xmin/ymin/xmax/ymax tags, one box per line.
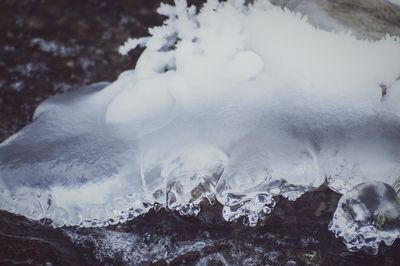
<box><xmin>0</xmin><ymin>0</ymin><xmax>400</xmax><ymax>253</ymax></box>
<box><xmin>330</xmin><ymin>182</ymin><xmax>400</xmax><ymax>255</ymax></box>
<box><xmin>66</xmin><ymin>229</ymin><xmax>214</xmax><ymax>264</ymax></box>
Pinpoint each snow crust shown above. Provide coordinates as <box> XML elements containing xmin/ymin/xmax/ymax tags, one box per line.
<box><xmin>1</xmin><ymin>0</ymin><xmax>400</xmax><ymax>253</ymax></box>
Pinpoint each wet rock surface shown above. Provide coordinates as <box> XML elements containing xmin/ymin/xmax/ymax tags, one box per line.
<box><xmin>1</xmin><ymin>187</ymin><xmax>400</xmax><ymax>265</ymax></box>
<box><xmin>1</xmin><ymin>0</ymin><xmax>400</xmax><ymax>265</ymax></box>
<box><xmin>270</xmin><ymin>0</ymin><xmax>400</xmax><ymax>39</ymax></box>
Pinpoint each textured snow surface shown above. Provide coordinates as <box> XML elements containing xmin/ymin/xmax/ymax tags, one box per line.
<box><xmin>1</xmin><ymin>0</ymin><xmax>400</xmax><ymax>253</ymax></box>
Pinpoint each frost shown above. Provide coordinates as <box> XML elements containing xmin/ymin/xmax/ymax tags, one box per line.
<box><xmin>118</xmin><ymin>37</ymin><xmax>150</xmax><ymax>55</ymax></box>
<box><xmin>1</xmin><ymin>0</ymin><xmax>400</xmax><ymax>254</ymax></box>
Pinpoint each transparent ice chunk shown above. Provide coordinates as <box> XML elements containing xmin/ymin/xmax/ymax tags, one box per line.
<box><xmin>329</xmin><ymin>182</ymin><xmax>400</xmax><ymax>254</ymax></box>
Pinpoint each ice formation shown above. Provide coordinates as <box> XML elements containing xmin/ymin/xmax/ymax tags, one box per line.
<box><xmin>329</xmin><ymin>182</ymin><xmax>400</xmax><ymax>255</ymax></box>
<box><xmin>1</xmin><ymin>0</ymin><xmax>400</xmax><ymax>254</ymax></box>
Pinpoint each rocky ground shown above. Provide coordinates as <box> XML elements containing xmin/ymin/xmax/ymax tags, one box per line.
<box><xmin>1</xmin><ymin>0</ymin><xmax>400</xmax><ymax>265</ymax></box>
<box><xmin>1</xmin><ymin>187</ymin><xmax>400</xmax><ymax>265</ymax></box>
